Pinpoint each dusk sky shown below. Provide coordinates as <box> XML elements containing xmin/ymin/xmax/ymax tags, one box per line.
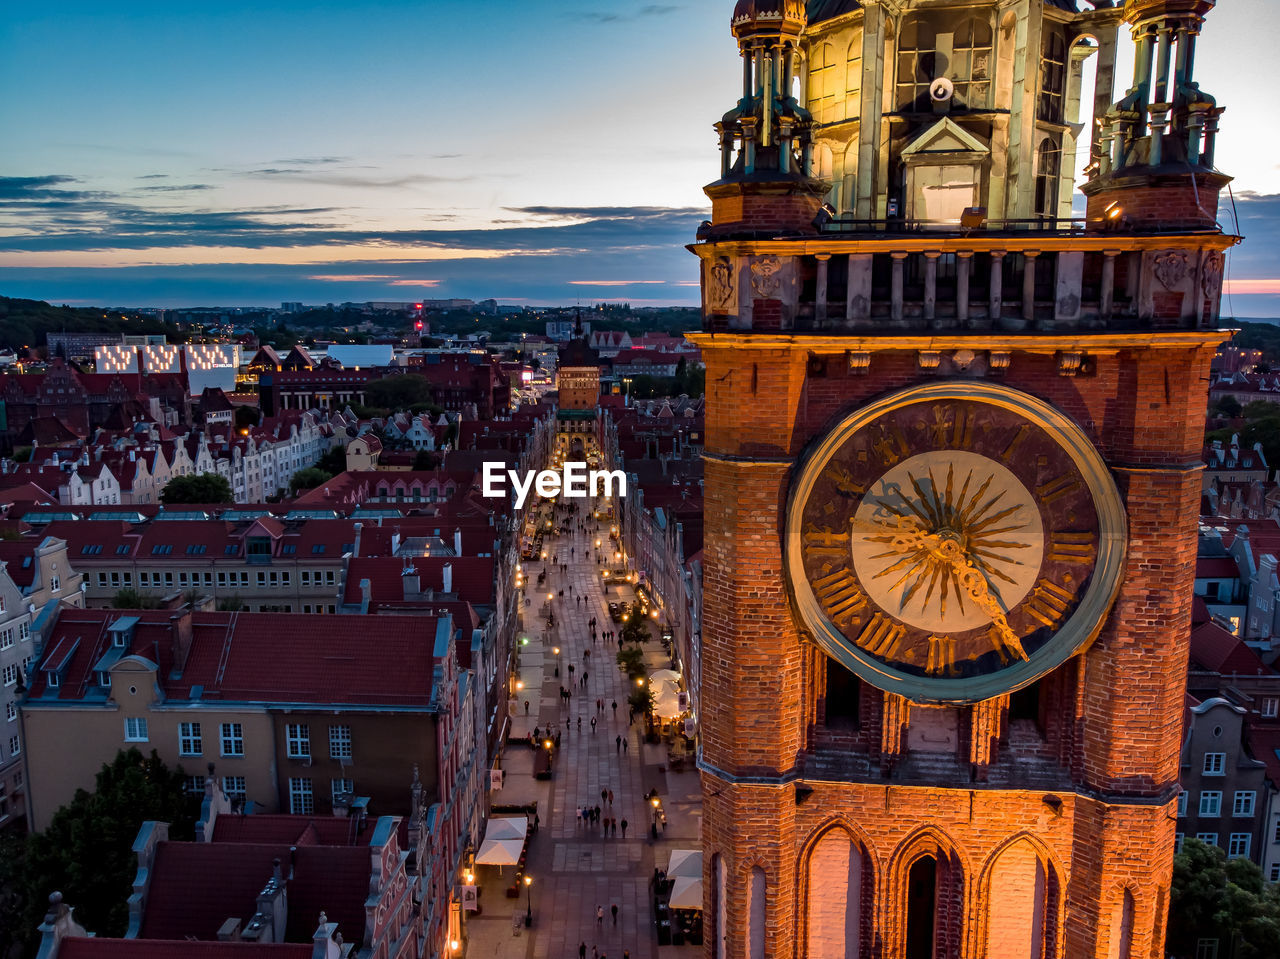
<box><xmin>2</xmin><ymin>0</ymin><xmax>1277</xmax><ymax>314</ymax></box>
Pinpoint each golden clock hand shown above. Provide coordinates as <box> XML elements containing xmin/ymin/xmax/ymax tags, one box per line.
<box><xmin>936</xmin><ymin>544</ymin><xmax>1030</xmax><ymax>662</ymax></box>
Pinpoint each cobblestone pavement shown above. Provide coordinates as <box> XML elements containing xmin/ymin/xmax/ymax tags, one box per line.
<box><xmin>464</xmin><ymin>501</ymin><xmax>702</xmax><ymax>959</ymax></box>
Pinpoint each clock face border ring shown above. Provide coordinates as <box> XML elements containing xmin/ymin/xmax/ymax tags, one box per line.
<box><xmin>783</xmin><ymin>381</ymin><xmax>1128</xmax><ymax>705</ymax></box>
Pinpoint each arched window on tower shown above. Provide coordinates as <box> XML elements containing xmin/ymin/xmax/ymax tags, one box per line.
<box><xmin>810</xmin><ymin>42</ymin><xmax>838</xmax><ymax>123</ymax></box>
<box><xmin>1040</xmin><ymin>28</ymin><xmax>1068</xmax><ymax>123</ymax></box>
<box><xmin>846</xmin><ymin>30</ymin><xmax>863</xmax><ymax>111</ymax></box>
<box><xmin>1035</xmin><ymin>137</ymin><xmax>1062</xmax><ymax>220</ymax></box>
<box><xmin>953</xmin><ymin>17</ymin><xmax>994</xmax><ymax>108</ymax></box>
<box><xmin>749</xmin><ymin>867</ymin><xmax>767</xmax><ymax>959</ymax></box>
<box><xmin>896</xmin><ymin>17</ymin><xmax>936</xmax><ymax>111</ymax></box>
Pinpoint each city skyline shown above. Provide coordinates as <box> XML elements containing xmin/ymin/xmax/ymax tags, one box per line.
<box><xmin>2</xmin><ymin>0</ymin><xmax>1278</xmax><ymax>314</ymax></box>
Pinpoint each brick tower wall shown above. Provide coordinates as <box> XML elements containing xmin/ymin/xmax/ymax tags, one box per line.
<box><xmin>697</xmin><ymin>334</ymin><xmax>1219</xmax><ymax>958</ymax></box>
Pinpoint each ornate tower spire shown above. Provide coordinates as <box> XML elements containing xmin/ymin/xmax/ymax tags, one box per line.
<box><xmin>705</xmin><ymin>1</ymin><xmax>827</xmax><ymax>238</ymax></box>
<box><xmin>1083</xmin><ymin>0</ymin><xmax>1227</xmax><ymax>228</ymax></box>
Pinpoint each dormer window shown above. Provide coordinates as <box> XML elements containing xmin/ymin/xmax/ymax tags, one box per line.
<box><xmin>98</xmin><ymin>671</ymin><xmax>111</xmax><ymax>688</ymax></box>
<box><xmin>47</xmin><ymin>671</ymin><xmax>60</xmax><ymax>688</ymax></box>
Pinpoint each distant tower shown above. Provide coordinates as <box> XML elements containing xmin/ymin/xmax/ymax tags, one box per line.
<box><xmin>693</xmin><ymin>1</ymin><xmax>1235</xmax><ymax>957</ymax></box>
<box><xmin>555</xmin><ymin>314</ymin><xmax>602</xmax><ymax>460</ymax></box>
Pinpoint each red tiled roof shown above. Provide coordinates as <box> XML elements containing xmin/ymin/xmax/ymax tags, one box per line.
<box><xmin>1189</xmin><ymin>620</ymin><xmax>1272</xmax><ymax>676</ymax></box>
<box><xmin>344</xmin><ymin>556</ymin><xmax>495</xmax><ymax>606</ymax></box>
<box><xmin>139</xmin><ymin>840</ymin><xmax>369</xmax><ymax>945</ymax></box>
<box><xmin>211</xmin><ymin>814</ymin><xmax>378</xmax><ymax>847</ymax></box>
<box><xmin>1246</xmin><ymin>725</ymin><xmax>1280</xmax><ymax>790</ymax></box>
<box><xmin>1196</xmin><ymin>556</ymin><xmax>1241</xmax><ymax>579</ymax></box>
<box><xmin>25</xmin><ymin>608</ymin><xmax>443</xmax><ymax>707</ymax></box>
<box><xmin>59</xmin><ymin>940</ymin><xmax>312</xmax><ymax>958</ymax></box>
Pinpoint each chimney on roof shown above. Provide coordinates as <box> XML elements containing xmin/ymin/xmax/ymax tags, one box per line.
<box><xmin>360</xmin><ymin>578</ymin><xmax>372</xmax><ymax>614</ymax></box>
<box><xmin>402</xmin><ymin>565</ymin><xmax>421</xmax><ymax>601</ymax></box>
<box><xmin>242</xmin><ymin>863</ymin><xmax>288</xmax><ymax>944</ymax></box>
<box><xmin>453</xmin><ymin>528</ymin><xmax>462</xmax><ymax>557</ymax></box>
<box><xmin>34</xmin><ymin>893</ymin><xmax>90</xmax><ymax>957</ymax></box>
<box><xmin>169</xmin><ymin>608</ymin><xmax>194</xmax><ymax>679</ymax></box>
<box><xmin>217</xmin><ymin>918</ymin><xmax>243</xmax><ymax>942</ymax></box>
<box><xmin>353</xmin><ymin>522</ymin><xmax>362</xmax><ymax>557</ymax></box>
<box><xmin>442</xmin><ymin>563</ymin><xmax>453</xmax><ymax>596</ymax></box>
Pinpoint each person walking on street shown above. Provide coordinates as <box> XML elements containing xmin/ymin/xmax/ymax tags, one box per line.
<box><xmin>608</xmin><ymin>789</ymin><xmax>614</xmax><ymax>805</ymax></box>
<box><xmin>616</xmin><ymin>734</ymin><xmax>622</xmax><ymax>754</ymax></box>
<box><xmin>577</xmin><ymin>716</ymin><xmax>582</xmax><ymax>730</ymax></box>
<box><xmin>611</xmin><ymin>700</ymin><xmax>618</xmax><ymax>718</ymax></box>
<box><xmin>611</xmin><ymin>903</ymin><xmax>619</xmax><ymax>925</ymax></box>
<box><xmin>590</xmin><ymin>716</ymin><xmax>597</xmax><ymax>733</ymax></box>
<box><xmin>611</xmin><ymin>818</ymin><xmax>617</xmax><ymax>838</ymax></box>
<box><xmin>622</xmin><ymin>737</ymin><xmax>629</xmax><ymax>753</ymax></box>
<box><xmin>601</xmin><ymin>788</ymin><xmax>608</xmax><ymax>805</ymax></box>
<box><xmin>579</xmin><ymin>943</ymin><xmax>587</xmax><ymax>959</ymax></box>
<box><xmin>596</xmin><ymin>905</ymin><xmax>604</xmax><ymax>928</ymax></box>
<box><xmin>621</xmin><ymin>818</ymin><xmax>628</xmax><ymax>838</ymax></box>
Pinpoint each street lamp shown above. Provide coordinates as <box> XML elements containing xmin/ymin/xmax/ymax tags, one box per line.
<box><xmin>553</xmin><ymin>646</ymin><xmax>561</xmax><ymax>677</ymax></box>
<box><xmin>524</xmin><ymin>875</ymin><xmax>533</xmax><ymax>927</ymax></box>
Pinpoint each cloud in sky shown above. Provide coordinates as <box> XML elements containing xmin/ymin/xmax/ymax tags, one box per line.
<box><xmin>568</xmin><ymin>5</ymin><xmax>682</xmax><ymax>25</ymax></box>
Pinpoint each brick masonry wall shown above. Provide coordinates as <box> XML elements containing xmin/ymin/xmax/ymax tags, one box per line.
<box><xmin>698</xmin><ymin>333</ymin><xmax>1219</xmax><ymax>957</ymax></box>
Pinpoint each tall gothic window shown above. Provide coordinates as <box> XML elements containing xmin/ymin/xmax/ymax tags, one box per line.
<box><xmin>952</xmin><ymin>17</ymin><xmax>994</xmax><ymax>108</ymax></box>
<box><xmin>896</xmin><ymin>17</ymin><xmax>936</xmax><ymax>110</ymax></box>
<box><xmin>1040</xmin><ymin>28</ymin><xmax>1068</xmax><ymax>122</ymax></box>
<box><xmin>846</xmin><ymin>30</ymin><xmax>863</xmax><ymax>108</ymax></box>
<box><xmin>810</xmin><ymin>42</ymin><xmax>838</xmax><ymax>123</ymax></box>
<box><xmin>1035</xmin><ymin>136</ymin><xmax>1062</xmax><ymax>219</ymax></box>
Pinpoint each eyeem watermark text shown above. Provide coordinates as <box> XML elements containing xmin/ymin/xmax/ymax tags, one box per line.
<box><xmin>482</xmin><ymin>462</ymin><xmax>627</xmax><ymax>509</ymax></box>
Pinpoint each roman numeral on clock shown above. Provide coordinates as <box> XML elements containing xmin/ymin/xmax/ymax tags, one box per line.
<box><xmin>1036</xmin><ymin>474</ymin><xmax>1082</xmax><ymax>506</ymax></box>
<box><xmin>856</xmin><ymin>612</ymin><xmax>906</xmax><ymax>660</ymax></box>
<box><xmin>811</xmin><ymin>569</ymin><xmax>868</xmax><ymax>627</ymax></box>
<box><xmin>1047</xmin><ymin>530</ymin><xmax>1095</xmax><ymax>564</ymax></box>
<box><xmin>803</xmin><ymin>526</ymin><xmax>851</xmax><ymax>556</ymax></box>
<box><xmin>1024</xmin><ymin>577</ymin><xmax>1074</xmax><ymax>628</ymax></box>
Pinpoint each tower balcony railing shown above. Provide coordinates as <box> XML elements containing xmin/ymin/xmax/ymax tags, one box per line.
<box><xmin>705</xmin><ymin>230</ymin><xmax>1231</xmax><ymax>335</ymax></box>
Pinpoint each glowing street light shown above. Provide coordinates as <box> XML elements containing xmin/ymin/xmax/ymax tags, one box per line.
<box><xmin>524</xmin><ymin>875</ymin><xmax>534</xmax><ymax>926</ymax></box>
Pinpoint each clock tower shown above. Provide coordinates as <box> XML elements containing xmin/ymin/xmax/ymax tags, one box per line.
<box><xmin>693</xmin><ymin>2</ymin><xmax>1234</xmax><ymax>958</ymax></box>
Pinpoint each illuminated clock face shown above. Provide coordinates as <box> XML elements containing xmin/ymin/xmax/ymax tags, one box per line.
<box><xmin>784</xmin><ymin>382</ymin><xmax>1127</xmax><ymax>703</ymax></box>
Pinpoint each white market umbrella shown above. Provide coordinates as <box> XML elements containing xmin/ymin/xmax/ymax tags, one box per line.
<box><xmin>475</xmin><ymin>837</ymin><xmax>524</xmax><ymax>866</ymax></box>
<box><xmin>668</xmin><ymin>876</ymin><xmax>703</xmax><ymax>910</ymax></box>
<box><xmin>667</xmin><ymin>849</ymin><xmax>702</xmax><ymax>878</ymax></box>
<box><xmin>650</xmin><ymin>668</ymin><xmax>681</xmax><ymax>684</ymax></box>
<box><xmin>653</xmin><ymin>681</ymin><xmax>682</xmax><ymax>718</ymax></box>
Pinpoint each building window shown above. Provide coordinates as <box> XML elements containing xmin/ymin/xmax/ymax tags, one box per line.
<box><xmin>1039</xmin><ymin>28</ymin><xmax>1068</xmax><ymax>122</ymax></box>
<box><xmin>7</xmin><ymin>735</ymin><xmax>19</xmax><ymax>757</ymax></box>
<box><xmin>1</xmin><ymin>665</ymin><xmax>16</xmax><ymax>687</ymax></box>
<box><xmin>178</xmin><ymin>722</ymin><xmax>202</xmax><ymax>757</ymax></box>
<box><xmin>1178</xmin><ymin>792</ymin><xmax>1189</xmax><ymax>816</ymax></box>
<box><xmin>1270</xmin><ymin>863</ymin><xmax>1280</xmax><ymax>883</ymax></box>
<box><xmin>289</xmin><ymin>777</ymin><xmax>314</xmax><ymax>815</ymax></box>
<box><xmin>1175</xmin><ymin>833</ymin><xmax>1185</xmax><ymax>853</ymax></box>
<box><xmin>220</xmin><ymin>722</ymin><xmax>244</xmax><ymax>757</ymax></box>
<box><xmin>286</xmin><ymin>724</ymin><xmax>310</xmax><ymax>759</ymax></box>
<box><xmin>19</xmin><ymin>623</ymin><xmax>28</xmax><ymax>642</ymax></box>
<box><xmin>1200</xmin><ymin>792</ymin><xmax>1223</xmax><ymax>817</ymax></box>
<box><xmin>1234</xmin><ymin>791</ymin><xmax>1257</xmax><ymax>817</ymax></box>
<box><xmin>125</xmin><ymin>717</ymin><xmax>148</xmax><ymax>742</ymax></box>
<box><xmin>0</xmin><ymin>629</ymin><xmax>13</xmax><ymax>650</ymax></box>
<box><xmin>184</xmin><ymin>775</ymin><xmax>206</xmax><ymax>796</ymax></box>
<box><xmin>1196</xmin><ymin>832</ymin><xmax>1220</xmax><ymax>847</ymax></box>
<box><xmin>1203</xmin><ymin>753</ymin><xmax>1226</xmax><ymax>776</ymax></box>
<box><xmin>5</xmin><ymin>703</ymin><xmax>15</xmax><ymax>722</ymax></box>
<box><xmin>332</xmin><ymin>778</ymin><xmax>354</xmax><ymax>805</ymax></box>
<box><xmin>222</xmin><ymin>776</ymin><xmax>247</xmax><ymax>801</ymax></box>
<box><xmin>1196</xmin><ymin>940</ymin><xmax>1219</xmax><ymax>959</ymax></box>
<box><xmin>1264</xmin><ymin>698</ymin><xmax>1279</xmax><ymax>719</ymax></box>
<box><xmin>1228</xmin><ymin>833</ymin><xmax>1252</xmax><ymax>859</ymax></box>
<box><xmin>329</xmin><ymin>725</ymin><xmax>352</xmax><ymax>760</ymax></box>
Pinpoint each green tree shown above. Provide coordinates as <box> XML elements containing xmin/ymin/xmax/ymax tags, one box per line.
<box><xmin>110</xmin><ymin>588</ymin><xmax>161</xmax><ymax>610</ymax></box>
<box><xmin>1211</xmin><ymin>395</ymin><xmax>1243</xmax><ymax>419</ymax></box>
<box><xmin>13</xmin><ymin>750</ymin><xmax>199</xmax><ymax>951</ymax></box>
<box><xmin>160</xmin><ymin>473</ymin><xmax>233</xmax><ymax>505</ymax></box>
<box><xmin>234</xmin><ymin>405</ymin><xmax>261</xmax><ymax>430</ymax></box>
<box><xmin>1167</xmin><ymin>837</ymin><xmax>1280</xmax><ymax>958</ymax></box>
<box><xmin>412</xmin><ymin>450</ymin><xmax>438</xmax><ymax>471</ymax></box>
<box><xmin>216</xmin><ymin>595</ymin><xmax>245</xmax><ymax>612</ymax></box>
<box><xmin>11</xmin><ymin>446</ymin><xmax>33</xmax><ymax>463</ymax></box>
<box><xmin>616</xmin><ymin>645</ymin><xmax>645</xmax><ymax>679</ymax></box>
<box><xmin>621</xmin><ymin>602</ymin><xmax>650</xmax><ymax>646</ymax></box>
<box><xmin>316</xmin><ymin>445</ymin><xmax>347</xmax><ymax>476</ymax></box>
<box><xmin>365</xmin><ymin>374</ymin><xmax>433</xmax><ymax>411</ymax></box>
<box><xmin>289</xmin><ymin>467</ymin><xmax>332</xmax><ymax>495</ymax></box>
<box><xmin>628</xmin><ymin>685</ymin><xmax>655</xmax><ymax>720</ymax></box>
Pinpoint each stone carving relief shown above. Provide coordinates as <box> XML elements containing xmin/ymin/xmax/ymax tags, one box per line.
<box><xmin>1153</xmin><ymin>250</ymin><xmax>1189</xmax><ymax>290</ymax></box>
<box><xmin>750</xmin><ymin>257</ymin><xmax>784</xmax><ymax>299</ymax></box>
<box><xmin>708</xmin><ymin>256</ymin><xmax>736</xmax><ymax>311</ymax></box>
<box><xmin>1202</xmin><ymin>251</ymin><xmax>1224</xmax><ymax>300</ymax></box>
